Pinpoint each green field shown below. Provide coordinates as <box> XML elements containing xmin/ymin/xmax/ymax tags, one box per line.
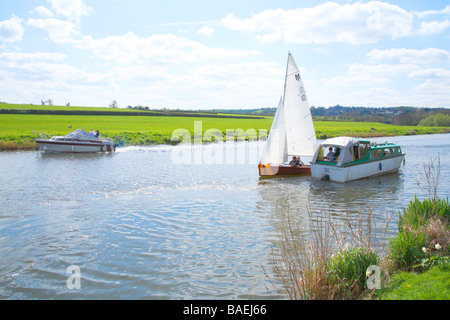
<box><xmin>0</xmin><ymin>103</ymin><xmax>448</xmax><ymax>150</ymax></box>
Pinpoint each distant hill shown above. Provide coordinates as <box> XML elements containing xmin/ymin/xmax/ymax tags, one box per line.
<box><xmin>310</xmin><ymin>105</ymin><xmax>450</xmax><ymax>126</ymax></box>
<box><xmin>208</xmin><ymin>105</ymin><xmax>450</xmax><ymax>127</ymax></box>
<box><xmin>207</xmin><ymin>108</ymin><xmax>277</xmax><ymax>116</ymax></box>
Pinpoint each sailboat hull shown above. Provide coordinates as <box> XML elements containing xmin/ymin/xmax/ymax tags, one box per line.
<box><xmin>258</xmin><ymin>164</ymin><xmax>311</xmax><ymax>177</ymax></box>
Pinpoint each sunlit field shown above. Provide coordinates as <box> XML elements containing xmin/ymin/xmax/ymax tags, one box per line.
<box><xmin>0</xmin><ymin>103</ymin><xmax>447</xmax><ymax>150</ymax></box>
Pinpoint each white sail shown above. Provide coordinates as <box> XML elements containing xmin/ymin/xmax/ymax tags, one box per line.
<box><xmin>259</xmin><ymin>52</ymin><xmax>317</xmax><ymax>167</ymax></box>
<box><xmin>283</xmin><ymin>53</ymin><xmax>317</xmax><ymax>157</ymax></box>
<box><xmin>259</xmin><ymin>96</ymin><xmax>288</xmax><ymax>164</ymax></box>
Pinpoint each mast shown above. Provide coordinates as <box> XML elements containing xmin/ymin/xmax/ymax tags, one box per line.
<box><xmin>282</xmin><ymin>52</ymin><xmax>290</xmax><ymax>111</ymax></box>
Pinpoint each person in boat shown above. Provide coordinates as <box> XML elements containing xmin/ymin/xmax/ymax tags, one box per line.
<box><xmin>289</xmin><ymin>156</ymin><xmax>303</xmax><ymax>167</ymax></box>
<box><xmin>90</xmin><ymin>128</ymin><xmax>96</xmax><ymax>136</ymax></box>
<box><xmin>289</xmin><ymin>156</ymin><xmax>298</xmax><ymax>167</ymax></box>
<box><xmin>95</xmin><ymin>130</ymin><xmax>100</xmax><ymax>138</ymax></box>
<box><xmin>325</xmin><ymin>147</ymin><xmax>336</xmax><ymax>162</ymax></box>
<box><xmin>333</xmin><ymin>148</ymin><xmax>340</xmax><ymax>162</ymax></box>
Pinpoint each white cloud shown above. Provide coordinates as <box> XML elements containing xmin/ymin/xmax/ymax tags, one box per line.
<box><xmin>76</xmin><ymin>32</ymin><xmax>260</xmax><ymax>66</ymax></box>
<box><xmin>0</xmin><ymin>51</ymin><xmax>108</xmax><ymax>84</ymax></box>
<box><xmin>222</xmin><ymin>1</ymin><xmax>414</xmax><ymax>45</ymax></box>
<box><xmin>27</xmin><ymin>18</ymin><xmax>80</xmax><ymax>43</ymax></box>
<box><xmin>317</xmin><ymin>46</ymin><xmax>450</xmax><ymax>107</ymax></box>
<box><xmin>409</xmin><ymin>68</ymin><xmax>450</xmax><ymax>80</ymax></box>
<box><xmin>47</xmin><ymin>0</ymin><xmax>90</xmax><ymax>18</ymax></box>
<box><xmin>198</xmin><ymin>26</ymin><xmax>215</xmax><ymax>37</ymax></box>
<box><xmin>414</xmin><ymin>5</ymin><xmax>450</xmax><ymax>18</ymax></box>
<box><xmin>0</xmin><ymin>15</ymin><xmax>24</xmax><ymax>43</ymax></box>
<box><xmin>107</xmin><ymin>61</ymin><xmax>284</xmax><ymax>108</ymax></box>
<box><xmin>25</xmin><ymin>1</ymin><xmax>90</xmax><ymax>44</ymax></box>
<box><xmin>418</xmin><ymin>20</ymin><xmax>450</xmax><ymax>35</ymax></box>
<box><xmin>33</xmin><ymin>6</ymin><xmax>55</xmax><ymax>18</ymax></box>
<box><xmin>367</xmin><ymin>48</ymin><xmax>450</xmax><ymax>64</ymax></box>
<box><xmin>0</xmin><ymin>50</ymin><xmax>113</xmax><ymax>105</ymax></box>
<box><xmin>0</xmin><ymin>51</ymin><xmax>66</xmax><ymax>64</ymax></box>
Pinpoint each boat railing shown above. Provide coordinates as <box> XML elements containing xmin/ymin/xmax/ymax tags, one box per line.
<box><xmin>370</xmin><ymin>141</ymin><xmax>397</xmax><ymax>148</ymax></box>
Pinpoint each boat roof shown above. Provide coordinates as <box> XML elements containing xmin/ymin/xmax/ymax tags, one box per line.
<box><xmin>320</xmin><ymin>136</ymin><xmax>359</xmax><ymax>147</ymax></box>
<box><xmin>320</xmin><ymin>136</ymin><xmax>400</xmax><ymax>148</ymax></box>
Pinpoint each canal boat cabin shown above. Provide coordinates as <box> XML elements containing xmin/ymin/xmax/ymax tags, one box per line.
<box><xmin>310</xmin><ymin>137</ymin><xmax>406</xmax><ymax>183</ymax></box>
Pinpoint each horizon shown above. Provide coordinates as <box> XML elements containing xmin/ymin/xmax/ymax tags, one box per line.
<box><xmin>2</xmin><ymin>101</ymin><xmax>447</xmax><ymax>112</ymax></box>
<box><xmin>1</xmin><ymin>1</ymin><xmax>450</xmax><ymax>109</ymax></box>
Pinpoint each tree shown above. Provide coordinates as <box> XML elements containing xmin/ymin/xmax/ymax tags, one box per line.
<box><xmin>109</xmin><ymin>100</ymin><xmax>119</xmax><ymax>108</ymax></box>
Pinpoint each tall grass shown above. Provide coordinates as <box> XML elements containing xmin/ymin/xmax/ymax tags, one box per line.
<box><xmin>266</xmin><ymin>205</ymin><xmax>392</xmax><ymax>300</ymax></box>
<box><xmin>387</xmin><ymin>155</ymin><xmax>449</xmax><ymax>272</ymax></box>
<box><xmin>387</xmin><ymin>197</ymin><xmax>449</xmax><ymax>271</ymax></box>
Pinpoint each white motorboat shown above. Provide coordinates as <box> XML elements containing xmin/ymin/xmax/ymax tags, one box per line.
<box><xmin>35</xmin><ymin>129</ymin><xmax>116</xmax><ymax>153</ymax></box>
<box><xmin>310</xmin><ymin>137</ymin><xmax>406</xmax><ymax>183</ymax></box>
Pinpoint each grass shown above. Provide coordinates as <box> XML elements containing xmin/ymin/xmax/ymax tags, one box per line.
<box><xmin>0</xmin><ymin>102</ymin><xmax>449</xmax><ymax>150</ymax></box>
<box><xmin>376</xmin><ymin>264</ymin><xmax>450</xmax><ymax>300</ymax></box>
<box><xmin>0</xmin><ymin>113</ymin><xmax>273</xmax><ymax>148</ymax></box>
<box><xmin>313</xmin><ymin>121</ymin><xmax>448</xmax><ymax>139</ymax></box>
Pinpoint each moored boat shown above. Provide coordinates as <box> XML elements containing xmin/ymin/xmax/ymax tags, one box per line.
<box><xmin>258</xmin><ymin>52</ymin><xmax>317</xmax><ymax>177</ymax></box>
<box><xmin>310</xmin><ymin>137</ymin><xmax>406</xmax><ymax>183</ymax></box>
<box><xmin>35</xmin><ymin>129</ymin><xmax>116</xmax><ymax>153</ymax></box>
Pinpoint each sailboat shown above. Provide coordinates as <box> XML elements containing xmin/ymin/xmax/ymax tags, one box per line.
<box><xmin>258</xmin><ymin>53</ymin><xmax>317</xmax><ymax>177</ymax></box>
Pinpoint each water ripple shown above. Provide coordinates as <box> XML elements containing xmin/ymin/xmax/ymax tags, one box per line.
<box><xmin>0</xmin><ymin>135</ymin><xmax>448</xmax><ymax>299</ymax></box>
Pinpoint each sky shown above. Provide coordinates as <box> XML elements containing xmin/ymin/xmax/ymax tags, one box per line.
<box><xmin>1</xmin><ymin>0</ymin><xmax>450</xmax><ymax>109</ymax></box>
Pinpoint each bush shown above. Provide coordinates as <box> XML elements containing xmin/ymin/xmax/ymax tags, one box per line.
<box><xmin>327</xmin><ymin>246</ymin><xmax>379</xmax><ymax>299</ymax></box>
<box><xmin>399</xmin><ymin>197</ymin><xmax>449</xmax><ymax>230</ymax></box>
<box><xmin>388</xmin><ymin>197</ymin><xmax>449</xmax><ymax>271</ymax></box>
<box><xmin>388</xmin><ymin>230</ymin><xmax>427</xmax><ymax>270</ymax></box>
<box><xmin>418</xmin><ymin>113</ymin><xmax>450</xmax><ymax>127</ymax></box>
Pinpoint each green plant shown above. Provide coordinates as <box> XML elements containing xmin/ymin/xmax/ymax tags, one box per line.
<box><xmin>388</xmin><ymin>230</ymin><xmax>427</xmax><ymax>271</ymax></box>
<box><xmin>327</xmin><ymin>246</ymin><xmax>379</xmax><ymax>299</ymax></box>
<box><xmin>398</xmin><ymin>197</ymin><xmax>449</xmax><ymax>231</ymax></box>
<box><xmin>389</xmin><ymin>197</ymin><xmax>449</xmax><ymax>271</ymax></box>
<box><xmin>376</xmin><ymin>264</ymin><xmax>450</xmax><ymax>300</ymax></box>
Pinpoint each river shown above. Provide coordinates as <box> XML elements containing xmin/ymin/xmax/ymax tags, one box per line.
<box><xmin>0</xmin><ymin>134</ymin><xmax>448</xmax><ymax>299</ymax></box>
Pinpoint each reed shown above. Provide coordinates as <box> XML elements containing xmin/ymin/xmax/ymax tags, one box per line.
<box><xmin>387</xmin><ymin>154</ymin><xmax>449</xmax><ymax>272</ymax></box>
<box><xmin>387</xmin><ymin>197</ymin><xmax>449</xmax><ymax>271</ymax></box>
<box><xmin>265</xmin><ymin>202</ymin><xmax>393</xmax><ymax>300</ymax></box>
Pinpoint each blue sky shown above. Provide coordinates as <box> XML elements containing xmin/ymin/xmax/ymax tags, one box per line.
<box><xmin>1</xmin><ymin>0</ymin><xmax>450</xmax><ymax>109</ymax></box>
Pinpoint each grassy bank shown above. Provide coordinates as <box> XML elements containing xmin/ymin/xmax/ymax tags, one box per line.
<box><xmin>0</xmin><ymin>103</ymin><xmax>449</xmax><ymax>150</ymax></box>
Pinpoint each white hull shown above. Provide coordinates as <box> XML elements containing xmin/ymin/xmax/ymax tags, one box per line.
<box><xmin>311</xmin><ymin>155</ymin><xmax>405</xmax><ymax>183</ymax></box>
<box><xmin>36</xmin><ymin>140</ymin><xmax>115</xmax><ymax>153</ymax></box>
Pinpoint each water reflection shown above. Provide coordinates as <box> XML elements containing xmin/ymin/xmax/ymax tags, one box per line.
<box><xmin>258</xmin><ymin>170</ymin><xmax>408</xmax><ymax>265</ymax></box>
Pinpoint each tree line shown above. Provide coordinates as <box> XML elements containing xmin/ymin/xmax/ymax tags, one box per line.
<box><xmin>310</xmin><ymin>105</ymin><xmax>450</xmax><ymax>127</ymax></box>
<box><xmin>215</xmin><ymin>105</ymin><xmax>450</xmax><ymax>127</ymax></box>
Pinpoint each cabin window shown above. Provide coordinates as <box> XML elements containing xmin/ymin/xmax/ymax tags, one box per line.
<box><xmin>317</xmin><ymin>147</ymin><xmax>324</xmax><ymax>161</ymax></box>
<box><xmin>353</xmin><ymin>146</ymin><xmax>359</xmax><ymax>160</ymax></box>
<box><xmin>370</xmin><ymin>149</ymin><xmax>383</xmax><ymax>160</ymax></box>
<box><xmin>384</xmin><ymin>147</ymin><xmax>401</xmax><ymax>157</ymax></box>
<box><xmin>359</xmin><ymin>143</ymin><xmax>369</xmax><ymax>159</ymax></box>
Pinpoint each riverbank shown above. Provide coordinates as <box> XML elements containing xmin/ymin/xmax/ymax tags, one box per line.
<box><xmin>1</xmin><ymin>110</ymin><xmax>448</xmax><ymax>151</ymax></box>
<box><xmin>269</xmin><ymin>194</ymin><xmax>449</xmax><ymax>300</ymax></box>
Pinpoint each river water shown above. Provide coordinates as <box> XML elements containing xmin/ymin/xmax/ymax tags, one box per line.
<box><xmin>0</xmin><ymin>134</ymin><xmax>448</xmax><ymax>299</ymax></box>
